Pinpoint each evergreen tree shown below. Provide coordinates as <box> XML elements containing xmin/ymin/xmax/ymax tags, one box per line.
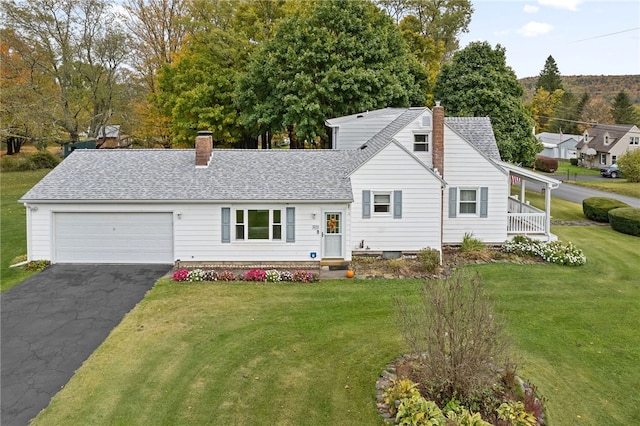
<box><xmin>434</xmin><ymin>41</ymin><xmax>541</xmax><ymax>164</ymax></box>
<box><xmin>611</xmin><ymin>90</ymin><xmax>636</xmax><ymax>124</ymax></box>
<box><xmin>536</xmin><ymin>55</ymin><xmax>563</xmax><ymax>92</ymax></box>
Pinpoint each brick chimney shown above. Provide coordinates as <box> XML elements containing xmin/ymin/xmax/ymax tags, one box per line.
<box><xmin>195</xmin><ymin>130</ymin><xmax>213</xmax><ymax>167</ymax></box>
<box><xmin>432</xmin><ymin>101</ymin><xmax>445</xmax><ymax>177</ymax></box>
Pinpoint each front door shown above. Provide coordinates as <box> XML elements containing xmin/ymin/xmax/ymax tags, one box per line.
<box><xmin>323</xmin><ymin>212</ymin><xmax>342</xmax><ymax>258</ymax></box>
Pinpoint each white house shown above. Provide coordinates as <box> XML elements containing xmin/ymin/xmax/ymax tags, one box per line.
<box><xmin>20</xmin><ymin>105</ymin><xmax>560</xmax><ymax>265</ymax></box>
<box><xmin>536</xmin><ymin>132</ymin><xmax>582</xmax><ymax>160</ymax></box>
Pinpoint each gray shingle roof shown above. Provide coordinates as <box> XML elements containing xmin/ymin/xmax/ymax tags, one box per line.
<box><xmin>345</xmin><ymin>107</ymin><xmax>427</xmax><ymax>174</ymax></box>
<box><xmin>580</xmin><ymin>124</ymin><xmax>637</xmax><ymax>153</ymax></box>
<box><xmin>21</xmin><ymin>149</ymin><xmax>355</xmax><ymax>202</ymax></box>
<box><xmin>445</xmin><ymin>117</ymin><xmax>501</xmax><ymax>160</ymax></box>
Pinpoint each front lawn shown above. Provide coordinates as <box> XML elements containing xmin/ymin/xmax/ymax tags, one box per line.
<box><xmin>33</xmin><ymin>226</ymin><xmax>640</xmax><ymax>425</ymax></box>
<box><xmin>1</xmin><ymin>169</ymin><xmax>51</xmax><ymax>291</ymax></box>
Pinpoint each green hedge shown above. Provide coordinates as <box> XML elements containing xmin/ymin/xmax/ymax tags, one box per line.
<box><xmin>582</xmin><ymin>197</ymin><xmax>631</xmax><ymax>223</ymax></box>
<box><xmin>608</xmin><ymin>207</ymin><xmax>640</xmax><ymax>237</ymax></box>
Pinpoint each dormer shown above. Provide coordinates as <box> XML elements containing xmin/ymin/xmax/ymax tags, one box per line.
<box><xmin>604</xmin><ymin>132</ymin><xmax>610</xmax><ymax>145</ymax></box>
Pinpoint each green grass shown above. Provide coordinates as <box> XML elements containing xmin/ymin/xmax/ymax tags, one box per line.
<box><xmin>32</xmin><ymin>223</ymin><xmax>640</xmax><ymax>425</ymax></box>
<box><xmin>1</xmin><ymin>169</ymin><xmax>50</xmax><ymax>291</ymax></box>
<box><xmin>554</xmin><ymin>161</ymin><xmax>601</xmax><ymax>177</ymax></box>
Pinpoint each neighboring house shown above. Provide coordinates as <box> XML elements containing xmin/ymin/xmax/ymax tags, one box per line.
<box><xmin>576</xmin><ymin>124</ymin><xmax>640</xmax><ymax>168</ymax></box>
<box><xmin>19</xmin><ymin>105</ymin><xmax>560</xmax><ymax>265</ymax></box>
<box><xmin>96</xmin><ymin>125</ymin><xmax>132</xmax><ymax>149</ymax></box>
<box><xmin>536</xmin><ymin>132</ymin><xmax>582</xmax><ymax>160</ymax></box>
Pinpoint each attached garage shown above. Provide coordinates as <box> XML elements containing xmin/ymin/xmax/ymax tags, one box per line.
<box><xmin>53</xmin><ymin>212</ymin><xmax>174</xmax><ymax>264</ymax></box>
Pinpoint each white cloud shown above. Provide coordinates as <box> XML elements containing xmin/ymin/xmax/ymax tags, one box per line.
<box><xmin>517</xmin><ymin>21</ymin><xmax>554</xmax><ymax>37</ymax></box>
<box><xmin>524</xmin><ymin>4</ymin><xmax>539</xmax><ymax>13</ymax></box>
<box><xmin>537</xmin><ymin>0</ymin><xmax>583</xmax><ymax>11</ymax></box>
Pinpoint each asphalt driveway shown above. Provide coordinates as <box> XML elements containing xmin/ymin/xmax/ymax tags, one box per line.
<box><xmin>1</xmin><ymin>264</ymin><xmax>171</xmax><ymax>426</ymax></box>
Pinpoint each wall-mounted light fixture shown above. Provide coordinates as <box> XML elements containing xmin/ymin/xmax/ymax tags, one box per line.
<box><xmin>312</xmin><ymin>212</ymin><xmax>317</xmax><ymax>219</ymax></box>
<box><xmin>176</xmin><ymin>212</ymin><xmax>182</xmax><ymax>219</ymax></box>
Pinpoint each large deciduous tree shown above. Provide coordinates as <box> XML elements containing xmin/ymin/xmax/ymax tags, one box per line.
<box><xmin>238</xmin><ymin>0</ymin><xmax>427</xmax><ymax>147</ymax></box>
<box><xmin>1</xmin><ymin>0</ymin><xmax>131</xmax><ymax>143</ymax></box>
<box><xmin>434</xmin><ymin>41</ymin><xmax>541</xmax><ymax>164</ymax></box>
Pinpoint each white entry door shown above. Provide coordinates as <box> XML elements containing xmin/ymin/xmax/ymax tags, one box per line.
<box><xmin>323</xmin><ymin>212</ymin><xmax>342</xmax><ymax>258</ymax></box>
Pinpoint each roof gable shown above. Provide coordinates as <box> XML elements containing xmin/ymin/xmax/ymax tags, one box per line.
<box><xmin>581</xmin><ymin>124</ymin><xmax>638</xmax><ymax>152</ymax></box>
<box><xmin>445</xmin><ymin>117</ymin><xmax>501</xmax><ymax>160</ymax></box>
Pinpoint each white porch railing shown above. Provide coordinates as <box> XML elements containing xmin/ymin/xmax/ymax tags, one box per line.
<box><xmin>508</xmin><ymin>196</ymin><xmax>546</xmax><ymax>234</ymax></box>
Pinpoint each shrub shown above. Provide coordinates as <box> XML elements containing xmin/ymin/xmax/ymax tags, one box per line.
<box><xmin>394</xmin><ymin>271</ymin><xmax>507</xmax><ymax>402</ymax></box>
<box><xmin>244</xmin><ymin>268</ymin><xmax>267</xmax><ymax>281</ymax></box>
<box><xmin>460</xmin><ymin>232</ymin><xmax>484</xmax><ymax>252</ymax></box>
<box><xmin>582</xmin><ymin>197</ymin><xmax>631</xmax><ymax>222</ymax></box>
<box><xmin>187</xmin><ymin>269</ymin><xmax>204</xmax><ymax>282</ymax></box>
<box><xmin>496</xmin><ymin>401</ymin><xmax>536</xmax><ymax>426</ymax></box>
<box><xmin>202</xmin><ymin>270</ymin><xmax>218</xmax><ymax>281</ymax></box>
<box><xmin>396</xmin><ymin>395</ymin><xmax>446</xmax><ymax>425</ymax></box>
<box><xmin>609</xmin><ymin>207</ymin><xmax>640</xmax><ymax>236</ymax></box>
<box><xmin>417</xmin><ymin>247</ymin><xmax>440</xmax><ymax>274</ymax></box>
<box><xmin>446</xmin><ymin>408</ymin><xmax>491</xmax><ymax>425</ymax></box>
<box><xmin>25</xmin><ymin>259</ymin><xmax>51</xmax><ymax>272</ymax></box>
<box><xmin>570</xmin><ymin>158</ymin><xmax>579</xmax><ymax>166</ymax></box>
<box><xmin>280</xmin><ymin>271</ymin><xmax>293</xmax><ymax>282</ymax></box>
<box><xmin>617</xmin><ymin>149</ymin><xmax>640</xmax><ymax>182</ymax></box>
<box><xmin>0</xmin><ymin>151</ymin><xmax>60</xmax><ymax>171</ymax></box>
<box><xmin>218</xmin><ymin>270</ymin><xmax>236</xmax><ymax>281</ymax></box>
<box><xmin>173</xmin><ymin>269</ymin><xmax>189</xmax><ymax>281</ymax></box>
<box><xmin>503</xmin><ymin>236</ymin><xmax>586</xmax><ymax>266</ymax></box>
<box><xmin>292</xmin><ymin>270</ymin><xmax>317</xmax><ymax>283</ymax></box>
<box><xmin>534</xmin><ymin>155</ymin><xmax>558</xmax><ymax>172</ymax></box>
<box><xmin>265</xmin><ymin>269</ymin><xmax>281</xmax><ymax>282</ymax></box>
<box><xmin>383</xmin><ymin>379</ymin><xmax>421</xmax><ymax>415</ymax></box>
<box><xmin>29</xmin><ymin>151</ymin><xmax>61</xmax><ymax>169</ymax></box>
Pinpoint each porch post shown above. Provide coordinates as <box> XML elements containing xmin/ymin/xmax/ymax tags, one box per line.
<box><xmin>545</xmin><ymin>183</ymin><xmax>552</xmax><ymax>241</ymax></box>
<box><xmin>520</xmin><ymin>178</ymin><xmax>526</xmax><ymax>211</ymax></box>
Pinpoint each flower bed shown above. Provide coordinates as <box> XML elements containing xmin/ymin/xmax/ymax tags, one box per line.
<box><xmin>172</xmin><ymin>268</ymin><xmax>319</xmax><ymax>283</ymax></box>
<box><xmin>502</xmin><ymin>236</ymin><xmax>586</xmax><ymax>266</ymax></box>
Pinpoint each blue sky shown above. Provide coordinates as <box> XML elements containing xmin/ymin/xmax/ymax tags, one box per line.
<box><xmin>459</xmin><ymin>0</ymin><xmax>640</xmax><ymax>78</ymax></box>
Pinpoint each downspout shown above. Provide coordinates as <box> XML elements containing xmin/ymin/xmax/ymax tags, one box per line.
<box><xmin>24</xmin><ymin>203</ymin><xmax>32</xmax><ymax>261</ymax></box>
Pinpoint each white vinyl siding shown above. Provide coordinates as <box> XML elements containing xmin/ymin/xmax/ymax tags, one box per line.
<box><xmin>25</xmin><ymin>202</ymin><xmax>349</xmax><ymax>263</ymax></box>
<box><xmin>350</xmin><ymin>142</ymin><xmax>442</xmax><ymax>252</ymax></box>
<box><xmin>442</xmin><ymin>127</ymin><xmax>508</xmax><ymax>244</ymax></box>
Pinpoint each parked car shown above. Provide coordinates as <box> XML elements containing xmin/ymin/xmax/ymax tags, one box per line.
<box><xmin>600</xmin><ymin>164</ymin><xmax>622</xmax><ymax>178</ymax></box>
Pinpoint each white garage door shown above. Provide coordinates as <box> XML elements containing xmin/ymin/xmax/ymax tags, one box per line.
<box><xmin>54</xmin><ymin>212</ymin><xmax>173</xmax><ymax>264</ymax></box>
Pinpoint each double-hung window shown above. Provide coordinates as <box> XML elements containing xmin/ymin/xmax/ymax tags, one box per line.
<box><xmin>414</xmin><ymin>134</ymin><xmax>429</xmax><ymax>152</ymax></box>
<box><xmin>631</xmin><ymin>136</ymin><xmax>639</xmax><ymax>145</ymax></box>
<box><xmin>373</xmin><ymin>192</ymin><xmax>391</xmax><ymax>214</ymax></box>
<box><xmin>235</xmin><ymin>209</ymin><xmax>282</xmax><ymax>240</ymax></box>
<box><xmin>459</xmin><ymin>189</ymin><xmax>478</xmax><ymax>215</ymax></box>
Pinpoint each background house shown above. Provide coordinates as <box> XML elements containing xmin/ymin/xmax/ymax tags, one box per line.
<box><xmin>96</xmin><ymin>125</ymin><xmax>132</xmax><ymax>149</ymax></box>
<box><xmin>536</xmin><ymin>132</ymin><xmax>582</xmax><ymax>159</ymax></box>
<box><xmin>576</xmin><ymin>124</ymin><xmax>640</xmax><ymax>167</ymax></box>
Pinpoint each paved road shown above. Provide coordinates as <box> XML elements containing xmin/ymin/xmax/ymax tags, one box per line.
<box><xmin>1</xmin><ymin>264</ymin><xmax>171</xmax><ymax>426</ymax></box>
<box><xmin>524</xmin><ymin>175</ymin><xmax>640</xmax><ymax>207</ymax></box>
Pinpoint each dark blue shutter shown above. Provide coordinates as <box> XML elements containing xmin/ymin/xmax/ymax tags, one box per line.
<box><xmin>480</xmin><ymin>187</ymin><xmax>488</xmax><ymax>218</ymax></box>
<box><xmin>393</xmin><ymin>190</ymin><xmax>402</xmax><ymax>219</ymax></box>
<box><xmin>221</xmin><ymin>207</ymin><xmax>230</xmax><ymax>243</ymax></box>
<box><xmin>448</xmin><ymin>187</ymin><xmax>457</xmax><ymax>218</ymax></box>
<box><xmin>286</xmin><ymin>207</ymin><xmax>295</xmax><ymax>242</ymax></box>
<box><xmin>362</xmin><ymin>190</ymin><xmax>371</xmax><ymax>219</ymax></box>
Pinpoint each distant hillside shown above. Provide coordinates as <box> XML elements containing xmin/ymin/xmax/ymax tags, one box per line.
<box><xmin>520</xmin><ymin>75</ymin><xmax>640</xmax><ymax>104</ymax></box>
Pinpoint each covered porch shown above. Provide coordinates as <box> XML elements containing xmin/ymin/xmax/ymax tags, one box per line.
<box><xmin>498</xmin><ymin>161</ymin><xmax>561</xmax><ymax>241</ymax></box>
